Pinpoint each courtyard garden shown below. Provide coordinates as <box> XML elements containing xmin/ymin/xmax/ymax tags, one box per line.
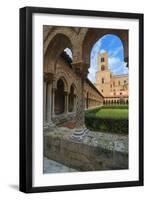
<box><xmin>85</xmin><ymin>106</ymin><xmax>128</xmax><ymax>134</ymax></box>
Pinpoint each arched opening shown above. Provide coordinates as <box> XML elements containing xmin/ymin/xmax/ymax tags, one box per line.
<box><xmin>59</xmin><ymin>47</ymin><xmax>73</xmax><ymax>69</ymax></box>
<box><xmin>120</xmin><ymin>97</ymin><xmax>125</xmax><ymax>105</ymax></box>
<box><xmin>86</xmin><ymin>33</ymin><xmax>128</xmax><ymax>84</ymax></box>
<box><xmin>102</xmin><ymin>77</ymin><xmax>105</xmax><ymax>84</ymax></box>
<box><xmin>83</xmin><ymin>29</ymin><xmax>128</xmax><ymax>67</ymax></box>
<box><xmin>68</xmin><ymin>84</ymin><xmax>75</xmax><ymax>112</ymax></box>
<box><xmin>111</xmin><ymin>100</ymin><xmax>113</xmax><ymax>105</ymax></box>
<box><xmin>64</xmin><ymin>48</ymin><xmax>73</xmax><ymax>59</ymax></box>
<box><xmin>101</xmin><ymin>65</ymin><xmax>105</xmax><ymax>71</ymax></box>
<box><xmin>55</xmin><ymin>79</ymin><xmax>65</xmax><ymax>114</ymax></box>
<box><xmin>44</xmin><ymin>33</ymin><xmax>73</xmax><ymax>73</ymax></box>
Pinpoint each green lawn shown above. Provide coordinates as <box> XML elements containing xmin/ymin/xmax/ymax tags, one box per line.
<box><xmin>85</xmin><ymin>106</ymin><xmax>128</xmax><ymax>134</ymax></box>
<box><xmin>96</xmin><ymin>108</ymin><xmax>128</xmax><ymax>119</ymax></box>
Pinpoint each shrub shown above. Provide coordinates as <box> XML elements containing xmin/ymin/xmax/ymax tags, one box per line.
<box><xmin>101</xmin><ymin>105</ymin><xmax>128</xmax><ymax>109</ymax></box>
<box><xmin>85</xmin><ymin>107</ymin><xmax>128</xmax><ymax>134</ymax></box>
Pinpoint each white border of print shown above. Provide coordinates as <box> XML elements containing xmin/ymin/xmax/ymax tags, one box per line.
<box><xmin>32</xmin><ymin>13</ymin><xmax>139</xmax><ymax>187</ymax></box>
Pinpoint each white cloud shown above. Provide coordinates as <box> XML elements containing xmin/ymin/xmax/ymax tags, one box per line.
<box><xmin>88</xmin><ymin>73</ymin><xmax>95</xmax><ymax>83</ymax></box>
<box><xmin>108</xmin><ymin>46</ymin><xmax>123</xmax><ymax>57</ymax></box>
<box><xmin>108</xmin><ymin>57</ymin><xmax>128</xmax><ymax>75</ymax></box>
<box><xmin>100</xmin><ymin>49</ymin><xmax>106</xmax><ymax>53</ymax></box>
<box><xmin>88</xmin><ymin>39</ymin><xmax>103</xmax><ymax>83</ymax></box>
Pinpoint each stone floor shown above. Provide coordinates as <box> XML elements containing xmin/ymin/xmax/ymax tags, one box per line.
<box><xmin>43</xmin><ymin>157</ymin><xmax>77</xmax><ymax>173</ymax></box>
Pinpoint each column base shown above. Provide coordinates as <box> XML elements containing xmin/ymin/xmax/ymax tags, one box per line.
<box><xmin>47</xmin><ymin>121</ymin><xmax>56</xmax><ymax>131</ymax></box>
<box><xmin>43</xmin><ymin>122</ymin><xmax>49</xmax><ymax>131</ymax></box>
<box><xmin>71</xmin><ymin>126</ymin><xmax>89</xmax><ymax>141</ymax></box>
<box><xmin>43</xmin><ymin>121</ymin><xmax>56</xmax><ymax>131</ymax></box>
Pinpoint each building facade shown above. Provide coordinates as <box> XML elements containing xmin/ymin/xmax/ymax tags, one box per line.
<box><xmin>95</xmin><ymin>52</ymin><xmax>128</xmax><ymax>105</ymax></box>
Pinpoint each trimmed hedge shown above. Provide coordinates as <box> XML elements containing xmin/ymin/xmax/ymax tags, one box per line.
<box><xmin>85</xmin><ymin>107</ymin><xmax>128</xmax><ymax>134</ymax></box>
<box><xmin>101</xmin><ymin>105</ymin><xmax>128</xmax><ymax>110</ymax></box>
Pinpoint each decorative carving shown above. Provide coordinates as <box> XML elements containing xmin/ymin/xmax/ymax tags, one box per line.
<box><xmin>72</xmin><ymin>62</ymin><xmax>89</xmax><ymax>79</ymax></box>
<box><xmin>44</xmin><ymin>72</ymin><xmax>54</xmax><ymax>83</ymax></box>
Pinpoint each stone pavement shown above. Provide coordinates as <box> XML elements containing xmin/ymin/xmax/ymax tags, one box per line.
<box><xmin>43</xmin><ymin>157</ymin><xmax>77</xmax><ymax>173</ymax></box>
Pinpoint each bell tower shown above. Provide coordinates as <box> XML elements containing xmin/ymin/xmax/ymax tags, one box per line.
<box><xmin>95</xmin><ymin>51</ymin><xmax>111</xmax><ymax>97</ymax></box>
<box><xmin>98</xmin><ymin>51</ymin><xmax>108</xmax><ymax>71</ymax></box>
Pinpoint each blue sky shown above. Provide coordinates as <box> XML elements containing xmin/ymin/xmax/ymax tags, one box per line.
<box><xmin>64</xmin><ymin>34</ymin><xmax>128</xmax><ymax>83</ymax></box>
<box><xmin>88</xmin><ymin>34</ymin><xmax>128</xmax><ymax>83</ymax></box>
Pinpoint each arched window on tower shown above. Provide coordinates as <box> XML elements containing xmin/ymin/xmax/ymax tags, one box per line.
<box><xmin>101</xmin><ymin>57</ymin><xmax>105</xmax><ymax>62</ymax></box>
<box><xmin>101</xmin><ymin>65</ymin><xmax>105</xmax><ymax>71</ymax></box>
<box><xmin>102</xmin><ymin>77</ymin><xmax>105</xmax><ymax>84</ymax></box>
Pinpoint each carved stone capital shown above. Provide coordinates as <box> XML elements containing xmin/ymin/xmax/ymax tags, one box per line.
<box><xmin>64</xmin><ymin>91</ymin><xmax>69</xmax><ymax>95</ymax></box>
<box><xmin>72</xmin><ymin>62</ymin><xmax>89</xmax><ymax>79</ymax></box>
<box><xmin>44</xmin><ymin>72</ymin><xmax>54</xmax><ymax>83</ymax></box>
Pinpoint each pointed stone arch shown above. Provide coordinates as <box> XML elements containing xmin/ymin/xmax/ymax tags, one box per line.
<box><xmin>55</xmin><ymin>75</ymin><xmax>69</xmax><ymax>92</ymax></box>
<box><xmin>82</xmin><ymin>28</ymin><xmax>128</xmax><ymax>66</ymax></box>
<box><xmin>44</xmin><ymin>33</ymin><xmax>73</xmax><ymax>74</ymax></box>
<box><xmin>44</xmin><ymin>27</ymin><xmax>75</xmax><ymax>55</ymax></box>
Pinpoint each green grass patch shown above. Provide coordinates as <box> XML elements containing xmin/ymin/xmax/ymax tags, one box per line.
<box><xmin>85</xmin><ymin>106</ymin><xmax>128</xmax><ymax>134</ymax></box>
<box><xmin>96</xmin><ymin>108</ymin><xmax>128</xmax><ymax>119</ymax></box>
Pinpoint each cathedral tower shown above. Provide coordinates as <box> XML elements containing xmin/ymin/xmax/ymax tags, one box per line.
<box><xmin>95</xmin><ymin>51</ymin><xmax>111</xmax><ymax>97</ymax></box>
<box><xmin>98</xmin><ymin>51</ymin><xmax>109</xmax><ymax>71</ymax></box>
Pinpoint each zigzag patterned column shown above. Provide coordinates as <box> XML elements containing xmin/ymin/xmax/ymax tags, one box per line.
<box><xmin>71</xmin><ymin>62</ymin><xmax>89</xmax><ymax>140</ymax></box>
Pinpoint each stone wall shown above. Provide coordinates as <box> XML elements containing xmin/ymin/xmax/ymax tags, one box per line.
<box><xmin>44</xmin><ymin>129</ymin><xmax>128</xmax><ymax>171</ymax></box>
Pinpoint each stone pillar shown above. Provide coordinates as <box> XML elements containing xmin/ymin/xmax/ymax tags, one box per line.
<box><xmin>43</xmin><ymin>80</ymin><xmax>48</xmax><ymax>129</ymax></box>
<box><xmin>64</xmin><ymin>91</ymin><xmax>69</xmax><ymax>114</ymax></box>
<box><xmin>52</xmin><ymin>78</ymin><xmax>57</xmax><ymax>117</ymax></box>
<box><xmin>72</xmin><ymin>95</ymin><xmax>76</xmax><ymax>112</ymax></box>
<box><xmin>71</xmin><ymin>62</ymin><xmax>89</xmax><ymax>140</ymax></box>
<box><xmin>52</xmin><ymin>88</ymin><xmax>56</xmax><ymax>117</ymax></box>
<box><xmin>45</xmin><ymin>73</ymin><xmax>55</xmax><ymax>129</ymax></box>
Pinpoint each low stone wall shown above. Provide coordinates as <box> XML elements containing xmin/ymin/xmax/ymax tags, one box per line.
<box><xmin>52</xmin><ymin>112</ymin><xmax>76</xmax><ymax>126</ymax></box>
<box><xmin>44</xmin><ymin>128</ymin><xmax>128</xmax><ymax>171</ymax></box>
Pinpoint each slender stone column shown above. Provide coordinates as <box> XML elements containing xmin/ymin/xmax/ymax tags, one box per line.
<box><xmin>43</xmin><ymin>80</ymin><xmax>48</xmax><ymax>129</ymax></box>
<box><xmin>45</xmin><ymin>73</ymin><xmax>55</xmax><ymax>129</ymax></box>
<box><xmin>52</xmin><ymin>78</ymin><xmax>57</xmax><ymax>117</ymax></box>
<box><xmin>64</xmin><ymin>91</ymin><xmax>69</xmax><ymax>114</ymax></box>
<box><xmin>52</xmin><ymin>88</ymin><xmax>55</xmax><ymax>117</ymax></box>
<box><xmin>73</xmin><ymin>95</ymin><xmax>76</xmax><ymax>112</ymax></box>
<box><xmin>71</xmin><ymin>62</ymin><xmax>89</xmax><ymax>140</ymax></box>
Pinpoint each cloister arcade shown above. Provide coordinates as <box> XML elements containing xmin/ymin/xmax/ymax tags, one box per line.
<box><xmin>103</xmin><ymin>98</ymin><xmax>128</xmax><ymax>105</ymax></box>
<box><xmin>43</xmin><ymin>25</ymin><xmax>128</xmax><ymax>139</ymax></box>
